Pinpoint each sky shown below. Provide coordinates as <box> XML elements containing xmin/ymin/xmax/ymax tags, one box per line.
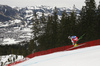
<box><xmin>0</xmin><ymin>0</ymin><xmax>100</xmax><ymax>9</ymax></box>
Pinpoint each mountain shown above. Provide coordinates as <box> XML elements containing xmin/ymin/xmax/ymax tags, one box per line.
<box><xmin>18</xmin><ymin>5</ymin><xmax>80</xmax><ymax>21</ymax></box>
<box><xmin>0</xmin><ymin>5</ymin><xmax>80</xmax><ymax>45</ymax></box>
<box><xmin>0</xmin><ymin>5</ymin><xmax>80</xmax><ymax>22</ymax></box>
<box><xmin>0</xmin><ymin>5</ymin><xmax>19</xmax><ymax>22</ymax></box>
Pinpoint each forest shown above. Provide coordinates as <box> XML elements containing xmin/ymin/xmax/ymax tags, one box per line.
<box><xmin>0</xmin><ymin>0</ymin><xmax>100</xmax><ymax>57</ymax></box>
<box><xmin>31</xmin><ymin>0</ymin><xmax>100</xmax><ymax>52</ymax></box>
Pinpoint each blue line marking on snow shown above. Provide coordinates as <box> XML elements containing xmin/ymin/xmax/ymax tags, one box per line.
<box><xmin>22</xmin><ymin>51</ymin><xmax>84</xmax><ymax>66</ymax></box>
<box><xmin>19</xmin><ymin>46</ymin><xmax>100</xmax><ymax>66</ymax></box>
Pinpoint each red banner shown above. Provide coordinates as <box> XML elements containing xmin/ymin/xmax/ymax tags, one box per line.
<box><xmin>7</xmin><ymin>39</ymin><xmax>100</xmax><ymax>66</ymax></box>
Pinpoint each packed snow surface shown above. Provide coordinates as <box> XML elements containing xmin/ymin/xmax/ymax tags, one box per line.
<box><xmin>15</xmin><ymin>45</ymin><xmax>100</xmax><ymax>66</ymax></box>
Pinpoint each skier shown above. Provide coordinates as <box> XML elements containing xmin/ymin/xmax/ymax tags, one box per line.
<box><xmin>68</xmin><ymin>36</ymin><xmax>78</xmax><ymax>47</ymax></box>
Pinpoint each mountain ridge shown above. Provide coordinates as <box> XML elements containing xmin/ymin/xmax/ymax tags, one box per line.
<box><xmin>0</xmin><ymin>4</ymin><xmax>80</xmax><ymax>45</ymax></box>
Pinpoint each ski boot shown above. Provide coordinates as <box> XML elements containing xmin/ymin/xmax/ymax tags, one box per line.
<box><xmin>74</xmin><ymin>43</ymin><xmax>78</xmax><ymax>47</ymax></box>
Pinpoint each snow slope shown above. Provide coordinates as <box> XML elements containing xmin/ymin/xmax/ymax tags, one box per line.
<box><xmin>0</xmin><ymin>54</ymin><xmax>23</xmax><ymax>66</ymax></box>
<box><xmin>14</xmin><ymin>45</ymin><xmax>100</xmax><ymax>66</ymax></box>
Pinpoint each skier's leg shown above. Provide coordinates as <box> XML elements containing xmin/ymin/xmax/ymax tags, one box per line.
<box><xmin>72</xmin><ymin>43</ymin><xmax>74</xmax><ymax>45</ymax></box>
<box><xmin>74</xmin><ymin>43</ymin><xmax>78</xmax><ymax>47</ymax></box>
<box><xmin>74</xmin><ymin>41</ymin><xmax>78</xmax><ymax>47</ymax></box>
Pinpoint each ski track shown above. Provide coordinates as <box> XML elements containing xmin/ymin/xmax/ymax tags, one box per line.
<box><xmin>15</xmin><ymin>45</ymin><xmax>100</xmax><ymax>66</ymax></box>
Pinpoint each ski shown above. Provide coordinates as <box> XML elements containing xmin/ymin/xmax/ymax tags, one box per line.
<box><xmin>69</xmin><ymin>43</ymin><xmax>85</xmax><ymax>50</ymax></box>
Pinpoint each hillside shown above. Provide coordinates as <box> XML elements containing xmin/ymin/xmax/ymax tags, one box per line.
<box><xmin>0</xmin><ymin>5</ymin><xmax>80</xmax><ymax>45</ymax></box>
<box><xmin>0</xmin><ymin>5</ymin><xmax>19</xmax><ymax>22</ymax></box>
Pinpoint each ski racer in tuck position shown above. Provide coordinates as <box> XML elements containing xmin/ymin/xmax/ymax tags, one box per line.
<box><xmin>68</xmin><ymin>36</ymin><xmax>78</xmax><ymax>47</ymax></box>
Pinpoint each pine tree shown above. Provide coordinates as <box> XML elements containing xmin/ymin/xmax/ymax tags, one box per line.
<box><xmin>31</xmin><ymin>12</ymin><xmax>41</xmax><ymax>51</ymax></box>
<box><xmin>40</xmin><ymin>13</ymin><xmax>46</xmax><ymax>24</ymax></box>
<box><xmin>57</xmin><ymin>11</ymin><xmax>70</xmax><ymax>46</ymax></box>
<box><xmin>69</xmin><ymin>11</ymin><xmax>77</xmax><ymax>35</ymax></box>
<box><xmin>96</xmin><ymin>2</ymin><xmax>100</xmax><ymax>38</ymax></box>
<box><xmin>28</xmin><ymin>39</ymin><xmax>35</xmax><ymax>54</ymax></box>
<box><xmin>37</xmin><ymin>7</ymin><xmax>59</xmax><ymax>50</ymax></box>
<box><xmin>45</xmin><ymin>15</ymin><xmax>53</xmax><ymax>45</ymax></box>
<box><xmin>38</xmin><ymin>15</ymin><xmax>53</xmax><ymax>50</ymax></box>
<box><xmin>79</xmin><ymin>6</ymin><xmax>87</xmax><ymax>35</ymax></box>
<box><xmin>39</xmin><ymin>13</ymin><xmax>46</xmax><ymax>36</ymax></box>
<box><xmin>52</xmin><ymin>7</ymin><xmax>58</xmax><ymax>48</ymax></box>
<box><xmin>32</xmin><ymin>12</ymin><xmax>40</xmax><ymax>39</ymax></box>
<box><xmin>79</xmin><ymin>0</ymin><xmax>97</xmax><ymax>41</ymax></box>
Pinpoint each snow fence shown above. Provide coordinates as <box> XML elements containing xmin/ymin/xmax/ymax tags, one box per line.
<box><xmin>7</xmin><ymin>39</ymin><xmax>100</xmax><ymax>66</ymax></box>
